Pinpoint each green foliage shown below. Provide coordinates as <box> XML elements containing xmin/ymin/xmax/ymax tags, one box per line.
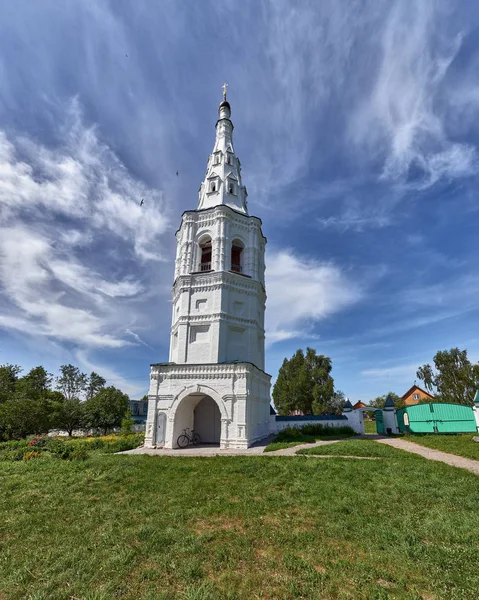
<box><xmin>299</xmin><ymin>423</ymin><xmax>355</xmax><ymax>437</ymax></box>
<box><xmin>120</xmin><ymin>410</ymin><xmax>134</xmax><ymax>435</ymax></box>
<box><xmin>417</xmin><ymin>347</ymin><xmax>479</xmax><ymax>405</ymax></box>
<box><xmin>56</xmin><ymin>364</ymin><xmax>88</xmax><ymax>401</ymax></box>
<box><xmin>0</xmin><ymin>364</ymin><xmax>22</xmax><ymax>403</ymax></box>
<box><xmin>84</xmin><ymin>386</ymin><xmax>130</xmax><ymax>434</ymax></box>
<box><xmin>51</xmin><ymin>397</ymin><xmax>85</xmax><ymax>436</ymax></box>
<box><xmin>69</xmin><ymin>446</ymin><xmax>90</xmax><ymax>461</ymax></box>
<box><xmin>298</xmin><ymin>439</ymin><xmax>408</xmax><ymax>457</ymax></box>
<box><xmin>100</xmin><ymin>433</ymin><xmax>144</xmax><ymax>453</ymax></box>
<box><xmin>272</xmin><ymin>348</ymin><xmax>336</xmax><ymax>415</ymax></box>
<box><xmin>85</xmin><ymin>371</ymin><xmax>106</xmax><ymax>401</ymax></box>
<box><xmin>0</xmin><ymin>433</ymin><xmax>143</xmax><ymax>461</ymax></box>
<box><xmin>0</xmin><ymin>448</ymin><xmax>25</xmax><ymax>462</ymax></box>
<box><xmin>265</xmin><ymin>424</ymin><xmax>356</xmax><ymax>451</ymax></box>
<box><xmin>370</xmin><ymin>391</ymin><xmax>401</xmax><ymax>409</ymax></box>
<box><xmin>15</xmin><ymin>366</ymin><xmax>53</xmax><ymax>400</ymax></box>
<box><xmin>0</xmin><ymin>398</ymin><xmax>51</xmax><ymax>441</ymax></box>
<box><xmin>27</xmin><ymin>434</ymin><xmax>50</xmax><ymax>448</ymax></box>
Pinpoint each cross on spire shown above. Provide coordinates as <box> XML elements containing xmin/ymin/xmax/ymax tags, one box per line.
<box><xmin>222</xmin><ymin>82</ymin><xmax>228</xmax><ymax>100</ymax></box>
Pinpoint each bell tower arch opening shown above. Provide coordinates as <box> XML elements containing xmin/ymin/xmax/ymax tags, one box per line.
<box><xmin>199</xmin><ymin>236</ymin><xmax>213</xmax><ymax>272</ymax></box>
<box><xmin>231</xmin><ymin>239</ymin><xmax>244</xmax><ymax>273</ymax></box>
<box><xmin>171</xmin><ymin>393</ymin><xmax>223</xmax><ymax>447</ymax></box>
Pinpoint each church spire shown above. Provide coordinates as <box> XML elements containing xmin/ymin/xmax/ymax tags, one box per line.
<box><xmin>197</xmin><ymin>85</ymin><xmax>248</xmax><ymax>214</ymax></box>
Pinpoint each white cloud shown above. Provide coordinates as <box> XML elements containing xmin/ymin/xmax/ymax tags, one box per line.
<box><xmin>349</xmin><ymin>2</ymin><xmax>477</xmax><ymax>188</ymax></box>
<box><xmin>0</xmin><ymin>105</ymin><xmax>172</xmax><ymax>349</ymax></box>
<box><xmin>265</xmin><ymin>249</ymin><xmax>362</xmax><ymax>344</ymax></box>
<box><xmin>361</xmin><ymin>363</ymin><xmax>418</xmax><ymax>379</ymax></box>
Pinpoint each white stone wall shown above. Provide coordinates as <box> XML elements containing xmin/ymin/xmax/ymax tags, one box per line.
<box><xmin>382</xmin><ymin>409</ymin><xmax>399</xmax><ymax>434</ymax></box>
<box><xmin>473</xmin><ymin>404</ymin><xmax>479</xmax><ymax>432</ymax></box>
<box><xmin>271</xmin><ymin>410</ymin><xmax>364</xmax><ymax>435</ymax></box>
<box><xmin>170</xmin><ymin>205</ymin><xmax>266</xmax><ymax>370</ymax></box>
<box><xmin>145</xmin><ymin>362</ymin><xmax>271</xmax><ymax>449</ymax></box>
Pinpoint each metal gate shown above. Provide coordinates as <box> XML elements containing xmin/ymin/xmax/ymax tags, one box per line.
<box><xmin>375</xmin><ymin>410</ymin><xmax>385</xmax><ymax>434</ymax></box>
<box><xmin>396</xmin><ymin>403</ymin><xmax>476</xmax><ymax>434</ymax></box>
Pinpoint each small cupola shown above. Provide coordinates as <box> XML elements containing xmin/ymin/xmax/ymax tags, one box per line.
<box><xmin>218</xmin><ymin>83</ymin><xmax>231</xmax><ymax>119</ymax></box>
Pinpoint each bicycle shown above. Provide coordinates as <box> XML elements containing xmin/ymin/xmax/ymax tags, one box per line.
<box><xmin>177</xmin><ymin>428</ymin><xmax>201</xmax><ymax>448</ymax></box>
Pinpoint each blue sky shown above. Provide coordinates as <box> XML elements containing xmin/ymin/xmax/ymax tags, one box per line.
<box><xmin>1</xmin><ymin>0</ymin><xmax>479</xmax><ymax>401</ymax></box>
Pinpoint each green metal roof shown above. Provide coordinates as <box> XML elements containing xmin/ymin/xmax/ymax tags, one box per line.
<box><xmin>474</xmin><ymin>390</ymin><xmax>479</xmax><ymax>404</ymax></box>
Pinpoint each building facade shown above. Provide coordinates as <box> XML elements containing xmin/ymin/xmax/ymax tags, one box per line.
<box><xmin>144</xmin><ymin>90</ymin><xmax>271</xmax><ymax>449</ymax></box>
<box><xmin>400</xmin><ymin>384</ymin><xmax>434</xmax><ymax>406</ymax></box>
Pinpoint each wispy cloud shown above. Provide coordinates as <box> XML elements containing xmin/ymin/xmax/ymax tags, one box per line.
<box><xmin>0</xmin><ymin>104</ymin><xmax>171</xmax><ymax>349</ymax></box>
<box><xmin>266</xmin><ymin>249</ymin><xmax>363</xmax><ymax>344</ymax></box>
<box><xmin>349</xmin><ymin>2</ymin><xmax>477</xmax><ymax>189</ymax></box>
<box><xmin>361</xmin><ymin>362</ymin><xmax>419</xmax><ymax>379</ymax></box>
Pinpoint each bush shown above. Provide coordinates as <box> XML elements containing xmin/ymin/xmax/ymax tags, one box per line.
<box><xmin>274</xmin><ymin>428</ymin><xmax>316</xmax><ymax>444</ymax></box>
<box><xmin>48</xmin><ymin>441</ymin><xmax>75</xmax><ymax>460</ymax></box>
<box><xmin>23</xmin><ymin>450</ymin><xmax>42</xmax><ymax>461</ymax></box>
<box><xmin>0</xmin><ymin>439</ymin><xmax>30</xmax><ymax>451</ymax></box>
<box><xmin>0</xmin><ymin>449</ymin><xmax>25</xmax><ymax>462</ymax></box>
<box><xmin>272</xmin><ymin>424</ymin><xmax>356</xmax><ymax>446</ymax></box>
<box><xmin>299</xmin><ymin>424</ymin><xmax>355</xmax><ymax>437</ymax></box>
<box><xmin>85</xmin><ymin>438</ymin><xmax>106</xmax><ymax>450</ymax></box>
<box><xmin>101</xmin><ymin>434</ymin><xmax>144</xmax><ymax>453</ymax></box>
<box><xmin>120</xmin><ymin>413</ymin><xmax>134</xmax><ymax>436</ymax></box>
<box><xmin>69</xmin><ymin>446</ymin><xmax>90</xmax><ymax>461</ymax></box>
<box><xmin>27</xmin><ymin>434</ymin><xmax>50</xmax><ymax>449</ymax></box>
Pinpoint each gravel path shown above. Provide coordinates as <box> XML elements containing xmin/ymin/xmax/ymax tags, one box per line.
<box><xmin>376</xmin><ymin>437</ymin><xmax>479</xmax><ymax>475</ymax></box>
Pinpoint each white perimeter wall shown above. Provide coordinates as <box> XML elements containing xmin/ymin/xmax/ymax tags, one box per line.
<box><xmin>270</xmin><ymin>410</ymin><xmax>364</xmax><ymax>435</ymax></box>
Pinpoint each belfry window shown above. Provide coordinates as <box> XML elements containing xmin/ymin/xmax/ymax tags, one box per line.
<box><xmin>200</xmin><ymin>239</ymin><xmax>212</xmax><ymax>272</ymax></box>
<box><xmin>210</xmin><ymin>181</ymin><xmax>217</xmax><ymax>193</ymax></box>
<box><xmin>227</xmin><ymin>180</ymin><xmax>235</xmax><ymax>195</ymax></box>
<box><xmin>213</xmin><ymin>152</ymin><xmax>221</xmax><ymax>165</ymax></box>
<box><xmin>231</xmin><ymin>240</ymin><xmax>244</xmax><ymax>274</ymax></box>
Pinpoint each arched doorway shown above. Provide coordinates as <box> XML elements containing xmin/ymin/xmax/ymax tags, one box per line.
<box><xmin>194</xmin><ymin>396</ymin><xmax>221</xmax><ymax>444</ymax></box>
<box><xmin>171</xmin><ymin>393</ymin><xmax>222</xmax><ymax>447</ymax></box>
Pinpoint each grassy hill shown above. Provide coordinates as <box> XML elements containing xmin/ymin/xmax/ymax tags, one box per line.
<box><xmin>1</xmin><ymin>443</ymin><xmax>478</xmax><ymax>599</ymax></box>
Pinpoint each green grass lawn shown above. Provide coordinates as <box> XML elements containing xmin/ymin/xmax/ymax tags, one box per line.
<box><xmin>297</xmin><ymin>438</ymin><xmax>405</xmax><ymax>458</ymax></box>
<box><xmin>406</xmin><ymin>433</ymin><xmax>479</xmax><ymax>461</ymax></box>
<box><xmin>364</xmin><ymin>420</ymin><xmax>377</xmax><ymax>434</ymax></box>
<box><xmin>1</xmin><ymin>450</ymin><xmax>479</xmax><ymax>599</ymax></box>
<box><xmin>264</xmin><ymin>425</ymin><xmax>356</xmax><ymax>452</ymax></box>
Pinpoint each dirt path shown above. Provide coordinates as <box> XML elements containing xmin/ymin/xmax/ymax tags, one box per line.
<box><xmin>376</xmin><ymin>437</ymin><xmax>479</xmax><ymax>475</ymax></box>
<box><xmin>266</xmin><ymin>439</ymin><xmax>342</xmax><ymax>455</ymax></box>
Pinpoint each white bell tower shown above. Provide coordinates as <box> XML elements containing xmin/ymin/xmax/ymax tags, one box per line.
<box><xmin>145</xmin><ymin>87</ymin><xmax>271</xmax><ymax>450</ymax></box>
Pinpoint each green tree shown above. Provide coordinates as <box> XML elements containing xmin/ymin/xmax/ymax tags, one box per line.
<box><xmin>0</xmin><ymin>398</ymin><xmax>50</xmax><ymax>440</ymax></box>
<box><xmin>327</xmin><ymin>390</ymin><xmax>347</xmax><ymax>415</ymax></box>
<box><xmin>84</xmin><ymin>386</ymin><xmax>129</xmax><ymax>434</ymax></box>
<box><xmin>0</xmin><ymin>364</ymin><xmax>22</xmax><ymax>403</ymax></box>
<box><xmin>56</xmin><ymin>364</ymin><xmax>88</xmax><ymax>400</ymax></box>
<box><xmin>417</xmin><ymin>348</ymin><xmax>479</xmax><ymax>405</ymax></box>
<box><xmin>120</xmin><ymin>409</ymin><xmax>135</xmax><ymax>435</ymax></box>
<box><xmin>370</xmin><ymin>392</ymin><xmax>401</xmax><ymax>409</ymax></box>
<box><xmin>16</xmin><ymin>366</ymin><xmax>53</xmax><ymax>400</ymax></box>
<box><xmin>273</xmin><ymin>348</ymin><xmax>335</xmax><ymax>415</ymax></box>
<box><xmin>51</xmin><ymin>397</ymin><xmax>86</xmax><ymax>436</ymax></box>
<box><xmin>86</xmin><ymin>372</ymin><xmax>106</xmax><ymax>401</ymax></box>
